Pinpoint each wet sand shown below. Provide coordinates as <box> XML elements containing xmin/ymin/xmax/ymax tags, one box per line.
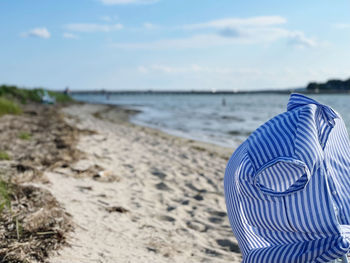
<box><xmin>47</xmin><ymin>103</ymin><xmax>241</xmax><ymax>263</ymax></box>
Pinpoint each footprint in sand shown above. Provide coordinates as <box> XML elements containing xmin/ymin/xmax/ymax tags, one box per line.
<box><xmin>158</xmin><ymin>215</ymin><xmax>176</xmax><ymax>222</ymax></box>
<box><xmin>204</xmin><ymin>248</ymin><xmax>222</xmax><ymax>257</ymax></box>
<box><xmin>167</xmin><ymin>206</ymin><xmax>176</xmax><ymax>211</ymax></box>
<box><xmin>186</xmin><ymin>220</ymin><xmax>209</xmax><ymax>232</ymax></box>
<box><xmin>155</xmin><ymin>182</ymin><xmax>172</xmax><ymax>191</ymax></box>
<box><xmin>76</xmin><ymin>186</ymin><xmax>93</xmax><ymax>192</ymax></box>
<box><xmin>186</xmin><ymin>183</ymin><xmax>207</xmax><ymax>193</ymax></box>
<box><xmin>208</xmin><ymin>217</ymin><xmax>224</xmax><ymax>224</ymax></box>
<box><xmin>207</xmin><ymin>210</ymin><xmax>227</xmax><ymax>217</ymax></box>
<box><xmin>216</xmin><ymin>239</ymin><xmax>240</xmax><ymax>253</ymax></box>
<box><xmin>193</xmin><ymin>194</ymin><xmax>204</xmax><ymax>201</ymax></box>
<box><xmin>150</xmin><ymin>169</ymin><xmax>167</xmax><ymax>179</ymax></box>
<box><xmin>181</xmin><ymin>199</ymin><xmax>190</xmax><ymax>205</ymax></box>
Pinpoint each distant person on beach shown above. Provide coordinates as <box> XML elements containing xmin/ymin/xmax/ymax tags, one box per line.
<box><xmin>63</xmin><ymin>86</ymin><xmax>70</xmax><ymax>95</ymax></box>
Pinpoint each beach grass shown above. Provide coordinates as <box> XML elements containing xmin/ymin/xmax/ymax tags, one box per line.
<box><xmin>18</xmin><ymin>132</ymin><xmax>31</xmax><ymax>140</ymax></box>
<box><xmin>48</xmin><ymin>90</ymin><xmax>73</xmax><ymax>103</ymax></box>
<box><xmin>0</xmin><ymin>151</ymin><xmax>10</xmax><ymax>161</ymax></box>
<box><xmin>0</xmin><ymin>180</ymin><xmax>11</xmax><ymax>212</ymax></box>
<box><xmin>0</xmin><ymin>97</ymin><xmax>22</xmax><ymax>117</ymax></box>
<box><xmin>0</xmin><ymin>85</ymin><xmax>42</xmax><ymax>104</ymax></box>
<box><xmin>0</xmin><ymin>85</ymin><xmax>73</xmax><ymax>104</ymax></box>
<box><xmin>0</xmin><ymin>179</ymin><xmax>22</xmax><ymax>239</ymax></box>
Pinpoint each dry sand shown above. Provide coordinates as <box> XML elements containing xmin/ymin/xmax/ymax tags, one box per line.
<box><xmin>46</xmin><ymin>103</ymin><xmax>241</xmax><ymax>263</ymax></box>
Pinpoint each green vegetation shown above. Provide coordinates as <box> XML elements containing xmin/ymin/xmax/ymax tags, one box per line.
<box><xmin>48</xmin><ymin>90</ymin><xmax>73</xmax><ymax>103</ymax></box>
<box><xmin>0</xmin><ymin>97</ymin><xmax>22</xmax><ymax>117</ymax></box>
<box><xmin>0</xmin><ymin>85</ymin><xmax>42</xmax><ymax>104</ymax></box>
<box><xmin>0</xmin><ymin>180</ymin><xmax>11</xmax><ymax>212</ymax></box>
<box><xmin>18</xmin><ymin>132</ymin><xmax>31</xmax><ymax>140</ymax></box>
<box><xmin>0</xmin><ymin>179</ymin><xmax>20</xmax><ymax>240</ymax></box>
<box><xmin>0</xmin><ymin>151</ymin><xmax>10</xmax><ymax>161</ymax></box>
<box><xmin>307</xmin><ymin>78</ymin><xmax>350</xmax><ymax>92</ymax></box>
<box><xmin>0</xmin><ymin>85</ymin><xmax>73</xmax><ymax>104</ymax></box>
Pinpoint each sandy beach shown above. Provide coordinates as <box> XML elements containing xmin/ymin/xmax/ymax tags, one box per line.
<box><xmin>42</xmin><ymin>103</ymin><xmax>241</xmax><ymax>263</ymax></box>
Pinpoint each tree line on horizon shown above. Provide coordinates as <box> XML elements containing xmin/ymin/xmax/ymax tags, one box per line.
<box><xmin>307</xmin><ymin>78</ymin><xmax>350</xmax><ymax>92</ymax></box>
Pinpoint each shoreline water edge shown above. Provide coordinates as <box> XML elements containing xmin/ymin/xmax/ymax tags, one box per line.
<box><xmin>91</xmin><ymin>102</ymin><xmax>234</xmax><ymax>157</ymax></box>
<box><xmin>45</xmin><ymin>102</ymin><xmax>241</xmax><ymax>263</ymax></box>
<box><xmin>71</xmin><ymin>93</ymin><xmax>350</xmax><ymax>151</ymax></box>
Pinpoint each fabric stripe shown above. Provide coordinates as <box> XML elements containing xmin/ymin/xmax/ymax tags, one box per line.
<box><xmin>224</xmin><ymin>93</ymin><xmax>350</xmax><ymax>262</ymax></box>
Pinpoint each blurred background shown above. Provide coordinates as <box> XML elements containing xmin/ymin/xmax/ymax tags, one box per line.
<box><xmin>1</xmin><ymin>0</ymin><xmax>350</xmax><ymax>147</ymax></box>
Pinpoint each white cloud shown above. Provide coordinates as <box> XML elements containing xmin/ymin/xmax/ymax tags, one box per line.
<box><xmin>63</xmin><ymin>32</ymin><xmax>79</xmax><ymax>39</ymax></box>
<box><xmin>66</xmin><ymin>23</ymin><xmax>123</xmax><ymax>32</ymax></box>
<box><xmin>182</xmin><ymin>16</ymin><xmax>287</xmax><ymax>30</ymax></box>
<box><xmin>113</xmin><ymin>15</ymin><xmax>316</xmax><ymax>49</ymax></box>
<box><xmin>113</xmin><ymin>34</ymin><xmax>229</xmax><ymax>49</ymax></box>
<box><xmin>113</xmin><ymin>28</ymin><xmax>316</xmax><ymax>49</ymax></box>
<box><xmin>100</xmin><ymin>0</ymin><xmax>159</xmax><ymax>5</ymax></box>
<box><xmin>138</xmin><ymin>64</ymin><xmax>262</xmax><ymax>75</ymax></box>
<box><xmin>21</xmin><ymin>27</ymin><xmax>51</xmax><ymax>39</ymax></box>
<box><xmin>287</xmin><ymin>31</ymin><xmax>316</xmax><ymax>48</ymax></box>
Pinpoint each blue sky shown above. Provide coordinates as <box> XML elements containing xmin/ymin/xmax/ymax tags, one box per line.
<box><xmin>1</xmin><ymin>0</ymin><xmax>350</xmax><ymax>91</ymax></box>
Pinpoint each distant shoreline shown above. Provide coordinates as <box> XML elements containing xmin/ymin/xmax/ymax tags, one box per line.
<box><xmin>70</xmin><ymin>89</ymin><xmax>350</xmax><ymax>95</ymax></box>
<box><xmin>69</xmin><ymin>77</ymin><xmax>350</xmax><ymax>95</ymax></box>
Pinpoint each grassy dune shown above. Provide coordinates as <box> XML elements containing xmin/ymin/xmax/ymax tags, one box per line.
<box><xmin>0</xmin><ymin>84</ymin><xmax>73</xmax><ymax>119</ymax></box>
<box><xmin>0</xmin><ymin>85</ymin><xmax>73</xmax><ymax>104</ymax></box>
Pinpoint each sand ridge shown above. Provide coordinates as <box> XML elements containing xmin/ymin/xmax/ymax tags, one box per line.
<box><xmin>47</xmin><ymin>103</ymin><xmax>241</xmax><ymax>263</ymax></box>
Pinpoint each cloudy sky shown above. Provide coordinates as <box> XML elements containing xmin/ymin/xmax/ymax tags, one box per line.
<box><xmin>1</xmin><ymin>0</ymin><xmax>350</xmax><ymax>91</ymax></box>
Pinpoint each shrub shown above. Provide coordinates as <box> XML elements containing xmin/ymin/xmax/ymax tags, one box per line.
<box><xmin>0</xmin><ymin>97</ymin><xmax>22</xmax><ymax>117</ymax></box>
<box><xmin>0</xmin><ymin>85</ymin><xmax>74</xmax><ymax>104</ymax></box>
<box><xmin>0</xmin><ymin>85</ymin><xmax>43</xmax><ymax>104</ymax></box>
<box><xmin>48</xmin><ymin>90</ymin><xmax>73</xmax><ymax>103</ymax></box>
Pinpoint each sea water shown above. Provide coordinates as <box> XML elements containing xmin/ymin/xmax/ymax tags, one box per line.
<box><xmin>72</xmin><ymin>93</ymin><xmax>350</xmax><ymax>149</ymax></box>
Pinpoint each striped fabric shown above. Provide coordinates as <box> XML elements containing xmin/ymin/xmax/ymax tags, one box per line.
<box><xmin>224</xmin><ymin>93</ymin><xmax>350</xmax><ymax>262</ymax></box>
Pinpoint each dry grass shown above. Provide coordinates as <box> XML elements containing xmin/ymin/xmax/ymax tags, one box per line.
<box><xmin>0</xmin><ymin>183</ymin><xmax>72</xmax><ymax>262</ymax></box>
<box><xmin>0</xmin><ymin>103</ymin><xmax>82</xmax><ymax>262</ymax></box>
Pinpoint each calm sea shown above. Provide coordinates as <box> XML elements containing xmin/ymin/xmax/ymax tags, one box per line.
<box><xmin>72</xmin><ymin>93</ymin><xmax>350</xmax><ymax>149</ymax></box>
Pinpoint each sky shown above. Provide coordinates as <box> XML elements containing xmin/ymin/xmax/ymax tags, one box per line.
<box><xmin>1</xmin><ymin>0</ymin><xmax>350</xmax><ymax>91</ymax></box>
